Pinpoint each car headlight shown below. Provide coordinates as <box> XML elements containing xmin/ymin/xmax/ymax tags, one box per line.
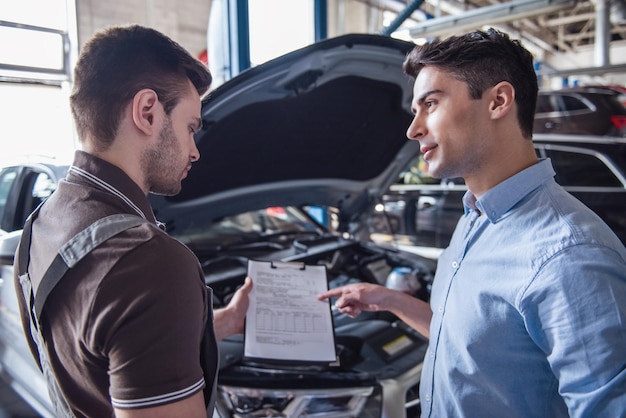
<box><xmin>216</xmin><ymin>385</ymin><xmax>381</xmax><ymax>417</ymax></box>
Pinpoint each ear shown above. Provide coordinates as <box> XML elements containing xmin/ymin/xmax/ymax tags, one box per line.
<box><xmin>488</xmin><ymin>81</ymin><xmax>515</xmax><ymax>121</ymax></box>
<box><xmin>131</xmin><ymin>89</ymin><xmax>161</xmax><ymax>135</ymax></box>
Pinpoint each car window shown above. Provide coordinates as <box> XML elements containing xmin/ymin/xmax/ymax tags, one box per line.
<box><xmin>536</xmin><ymin>95</ymin><xmax>556</xmax><ymax>113</ymax></box>
<box><xmin>546</xmin><ymin>148</ymin><xmax>622</xmax><ymax>187</ymax></box>
<box><xmin>32</xmin><ymin>172</ymin><xmax>56</xmax><ymax>201</ymax></box>
<box><xmin>605</xmin><ymin>94</ymin><xmax>626</xmax><ymax>114</ymax></box>
<box><xmin>13</xmin><ymin>170</ymin><xmax>57</xmax><ymax>231</ymax></box>
<box><xmin>0</xmin><ymin>167</ymin><xmax>18</xmax><ymax>228</ymax></box>
<box><xmin>397</xmin><ymin>147</ymin><xmax>622</xmax><ymax>189</ymax></box>
<box><xmin>560</xmin><ymin>95</ymin><xmax>589</xmax><ymax>112</ymax></box>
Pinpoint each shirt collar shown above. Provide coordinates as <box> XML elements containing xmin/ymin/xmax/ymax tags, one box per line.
<box><xmin>67</xmin><ymin>150</ymin><xmax>159</xmax><ymax>225</ymax></box>
<box><xmin>462</xmin><ymin>158</ymin><xmax>556</xmax><ymax>223</ymax></box>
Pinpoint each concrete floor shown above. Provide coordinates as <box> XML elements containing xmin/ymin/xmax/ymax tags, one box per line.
<box><xmin>0</xmin><ymin>379</ymin><xmax>40</xmax><ymax>418</ymax></box>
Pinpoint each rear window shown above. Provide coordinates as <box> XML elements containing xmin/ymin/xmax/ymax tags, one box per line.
<box><xmin>605</xmin><ymin>95</ymin><xmax>626</xmax><ymax>115</ymax></box>
<box><xmin>535</xmin><ymin>93</ymin><xmax>593</xmax><ymax>114</ymax></box>
<box><xmin>546</xmin><ymin>149</ymin><xmax>622</xmax><ymax>187</ymax></box>
<box><xmin>560</xmin><ymin>95</ymin><xmax>589</xmax><ymax>112</ymax></box>
<box><xmin>536</xmin><ymin>90</ymin><xmax>626</xmax><ymax>115</ymax></box>
<box><xmin>536</xmin><ymin>95</ymin><xmax>556</xmax><ymax>113</ymax></box>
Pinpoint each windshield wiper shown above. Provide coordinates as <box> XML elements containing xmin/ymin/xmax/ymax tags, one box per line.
<box><xmin>257</xmin><ymin>230</ymin><xmax>322</xmax><ymax>241</ymax></box>
<box><xmin>191</xmin><ymin>241</ymin><xmax>286</xmax><ymax>255</ymax></box>
<box><xmin>189</xmin><ymin>230</ymin><xmax>323</xmax><ymax>255</ymax></box>
<box><xmin>293</xmin><ymin>234</ymin><xmax>340</xmax><ymax>253</ymax></box>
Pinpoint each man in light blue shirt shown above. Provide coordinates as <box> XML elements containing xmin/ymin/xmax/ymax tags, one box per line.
<box><xmin>319</xmin><ymin>28</ymin><xmax>626</xmax><ymax>417</ymax></box>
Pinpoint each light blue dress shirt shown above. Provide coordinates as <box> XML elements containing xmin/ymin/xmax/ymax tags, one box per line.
<box><xmin>420</xmin><ymin>159</ymin><xmax>626</xmax><ymax>418</ymax></box>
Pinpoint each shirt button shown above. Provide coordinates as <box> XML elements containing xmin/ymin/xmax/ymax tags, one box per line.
<box><xmin>438</xmin><ymin>306</ymin><xmax>444</xmax><ymax>313</ymax></box>
<box><xmin>452</xmin><ymin>261</ymin><xmax>459</xmax><ymax>268</ymax></box>
<box><xmin>430</xmin><ymin>349</ymin><xmax>435</xmax><ymax>357</ymax></box>
<box><xmin>425</xmin><ymin>395</ymin><xmax>431</xmax><ymax>402</ymax></box>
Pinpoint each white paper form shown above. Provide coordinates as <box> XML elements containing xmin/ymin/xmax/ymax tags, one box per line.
<box><xmin>244</xmin><ymin>260</ymin><xmax>337</xmax><ymax>363</ymax></box>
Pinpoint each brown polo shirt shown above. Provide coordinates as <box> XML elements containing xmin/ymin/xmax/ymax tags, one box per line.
<box><xmin>15</xmin><ymin>151</ymin><xmax>211</xmax><ymax>417</ymax></box>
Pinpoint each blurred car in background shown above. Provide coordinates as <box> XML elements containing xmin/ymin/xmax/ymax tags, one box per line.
<box><xmin>534</xmin><ymin>86</ymin><xmax>626</xmax><ymax>137</ymax></box>
<box><xmin>583</xmin><ymin>84</ymin><xmax>626</xmax><ymax>107</ymax></box>
<box><xmin>0</xmin><ymin>159</ymin><xmax>67</xmax><ymax>235</ymax></box>
<box><xmin>370</xmin><ymin>134</ymin><xmax>626</xmax><ymax>257</ymax></box>
<box><xmin>0</xmin><ymin>160</ymin><xmax>70</xmax><ymax>416</ymax></box>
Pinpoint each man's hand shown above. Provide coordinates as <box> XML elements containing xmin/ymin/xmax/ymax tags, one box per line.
<box><xmin>318</xmin><ymin>282</ymin><xmax>432</xmax><ymax>339</ymax></box>
<box><xmin>214</xmin><ymin>276</ymin><xmax>252</xmax><ymax>340</ymax></box>
<box><xmin>317</xmin><ymin>282</ymin><xmax>389</xmax><ymax>318</ymax></box>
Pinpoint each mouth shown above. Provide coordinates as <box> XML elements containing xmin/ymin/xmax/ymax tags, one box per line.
<box><xmin>420</xmin><ymin>144</ymin><xmax>437</xmax><ymax>161</ymax></box>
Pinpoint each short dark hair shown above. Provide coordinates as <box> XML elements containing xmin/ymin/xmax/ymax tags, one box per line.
<box><xmin>70</xmin><ymin>25</ymin><xmax>212</xmax><ymax>149</ymax></box>
<box><xmin>403</xmin><ymin>28</ymin><xmax>538</xmax><ymax>138</ymax></box>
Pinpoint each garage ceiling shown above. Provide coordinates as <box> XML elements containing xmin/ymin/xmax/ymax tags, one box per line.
<box><xmin>367</xmin><ymin>0</ymin><xmax>626</xmax><ymax>56</ymax></box>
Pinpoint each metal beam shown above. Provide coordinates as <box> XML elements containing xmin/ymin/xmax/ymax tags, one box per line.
<box><xmin>315</xmin><ymin>0</ymin><xmax>328</xmax><ymax>41</ymax></box>
<box><xmin>542</xmin><ymin>12</ymin><xmax>595</xmax><ymax>26</ymax></box>
<box><xmin>594</xmin><ymin>0</ymin><xmax>611</xmax><ymax>66</ymax></box>
<box><xmin>233</xmin><ymin>0</ymin><xmax>251</xmax><ymax>74</ymax></box>
<box><xmin>407</xmin><ymin>0</ymin><xmax>575</xmax><ymax>39</ymax></box>
<box><xmin>538</xmin><ymin>63</ymin><xmax>626</xmax><ymax>77</ymax></box>
<box><xmin>381</xmin><ymin>0</ymin><xmax>425</xmax><ymax>36</ymax></box>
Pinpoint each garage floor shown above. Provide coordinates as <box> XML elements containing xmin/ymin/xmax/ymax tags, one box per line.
<box><xmin>0</xmin><ymin>380</ymin><xmax>40</xmax><ymax>418</ymax></box>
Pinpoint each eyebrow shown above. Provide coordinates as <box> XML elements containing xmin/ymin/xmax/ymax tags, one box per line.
<box><xmin>411</xmin><ymin>89</ymin><xmax>444</xmax><ymax>113</ymax></box>
<box><xmin>417</xmin><ymin>89</ymin><xmax>444</xmax><ymax>105</ymax></box>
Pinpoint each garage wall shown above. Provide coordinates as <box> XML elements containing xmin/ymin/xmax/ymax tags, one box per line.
<box><xmin>74</xmin><ymin>0</ymin><xmax>388</xmax><ymax>62</ymax></box>
<box><xmin>327</xmin><ymin>0</ymin><xmax>383</xmax><ymax>36</ymax></box>
<box><xmin>76</xmin><ymin>0</ymin><xmax>212</xmax><ymax>59</ymax></box>
<box><xmin>543</xmin><ymin>42</ymin><xmax>626</xmax><ymax>86</ymax></box>
<box><xmin>73</xmin><ymin>0</ymin><xmax>626</xmax><ymax>87</ymax></box>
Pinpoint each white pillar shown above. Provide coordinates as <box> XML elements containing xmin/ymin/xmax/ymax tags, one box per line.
<box><xmin>594</xmin><ymin>0</ymin><xmax>611</xmax><ymax>66</ymax></box>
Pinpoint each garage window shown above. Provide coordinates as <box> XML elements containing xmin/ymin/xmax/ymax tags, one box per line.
<box><xmin>1</xmin><ymin>0</ymin><xmax>76</xmax><ymax>161</ymax></box>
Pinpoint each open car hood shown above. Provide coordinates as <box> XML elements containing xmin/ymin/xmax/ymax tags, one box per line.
<box><xmin>152</xmin><ymin>34</ymin><xmax>419</xmax><ymax>229</ymax></box>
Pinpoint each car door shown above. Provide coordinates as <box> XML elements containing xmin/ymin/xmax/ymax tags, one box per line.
<box><xmin>0</xmin><ymin>164</ymin><xmax>58</xmax><ymax>234</ymax></box>
<box><xmin>0</xmin><ymin>166</ymin><xmax>20</xmax><ymax>234</ymax></box>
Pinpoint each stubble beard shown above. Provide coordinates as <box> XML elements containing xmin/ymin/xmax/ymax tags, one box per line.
<box><xmin>142</xmin><ymin>117</ymin><xmax>184</xmax><ymax>196</ymax></box>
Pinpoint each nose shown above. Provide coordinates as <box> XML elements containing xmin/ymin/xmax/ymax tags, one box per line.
<box><xmin>190</xmin><ymin>139</ymin><xmax>200</xmax><ymax>162</ymax></box>
<box><xmin>406</xmin><ymin>113</ymin><xmax>426</xmax><ymax>141</ymax></box>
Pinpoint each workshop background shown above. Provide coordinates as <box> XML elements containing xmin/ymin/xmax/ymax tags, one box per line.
<box><xmin>1</xmin><ymin>0</ymin><xmax>625</xmax><ymax>416</ymax></box>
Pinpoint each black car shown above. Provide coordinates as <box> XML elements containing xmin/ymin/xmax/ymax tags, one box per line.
<box><xmin>534</xmin><ymin>86</ymin><xmax>626</xmax><ymax>137</ymax></box>
<box><xmin>371</xmin><ymin>134</ymin><xmax>626</xmax><ymax>255</ymax></box>
<box><xmin>0</xmin><ymin>34</ymin><xmax>438</xmax><ymax>418</ymax></box>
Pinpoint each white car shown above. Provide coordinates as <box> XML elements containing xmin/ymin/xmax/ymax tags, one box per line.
<box><xmin>0</xmin><ymin>34</ymin><xmax>437</xmax><ymax>418</ymax></box>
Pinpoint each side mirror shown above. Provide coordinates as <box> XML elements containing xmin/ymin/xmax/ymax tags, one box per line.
<box><xmin>0</xmin><ymin>230</ymin><xmax>22</xmax><ymax>266</ymax></box>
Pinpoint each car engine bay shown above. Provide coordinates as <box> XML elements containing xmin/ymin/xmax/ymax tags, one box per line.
<box><xmin>198</xmin><ymin>232</ymin><xmax>434</xmax><ymax>415</ymax></box>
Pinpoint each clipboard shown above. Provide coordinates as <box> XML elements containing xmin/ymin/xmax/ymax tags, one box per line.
<box><xmin>243</xmin><ymin>260</ymin><xmax>338</xmax><ymax>367</ymax></box>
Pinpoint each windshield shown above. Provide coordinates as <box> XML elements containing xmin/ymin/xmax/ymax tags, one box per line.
<box><xmin>169</xmin><ymin>206</ymin><xmax>326</xmax><ymax>250</ymax></box>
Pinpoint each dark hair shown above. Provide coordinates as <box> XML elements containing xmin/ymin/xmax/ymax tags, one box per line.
<box><xmin>403</xmin><ymin>28</ymin><xmax>538</xmax><ymax>138</ymax></box>
<box><xmin>70</xmin><ymin>25</ymin><xmax>212</xmax><ymax>149</ymax></box>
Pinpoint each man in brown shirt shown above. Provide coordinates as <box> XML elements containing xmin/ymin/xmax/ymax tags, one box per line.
<box><xmin>14</xmin><ymin>25</ymin><xmax>251</xmax><ymax>417</ymax></box>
